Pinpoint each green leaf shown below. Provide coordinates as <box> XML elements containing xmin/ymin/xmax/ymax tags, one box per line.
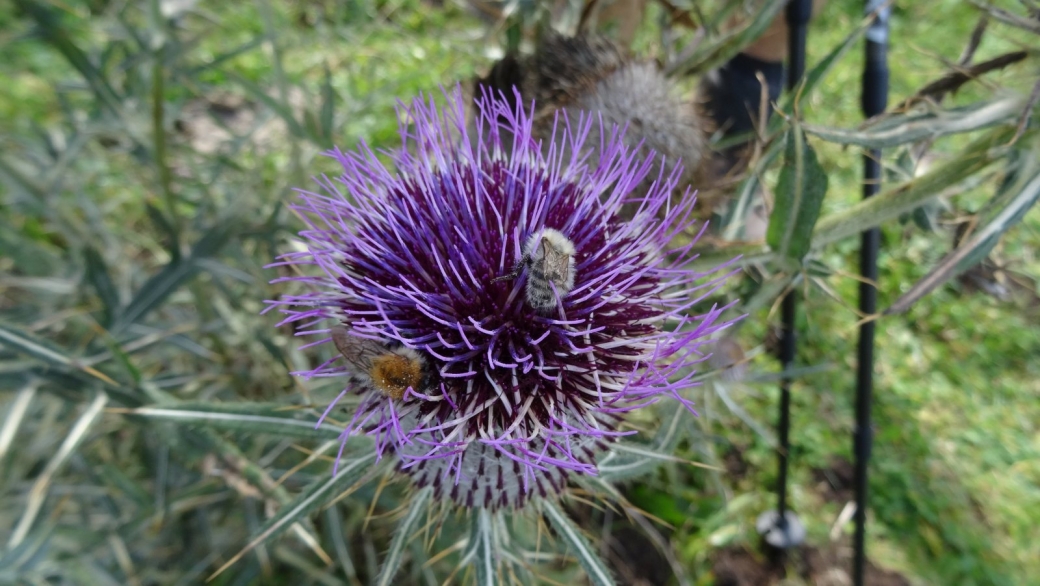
<box><xmin>767</xmin><ymin>126</ymin><xmax>829</xmax><ymax>262</ymax></box>
<box><xmin>0</xmin><ymin>155</ymin><xmax>48</xmax><ymax>201</ymax></box>
<box><xmin>740</xmin><ymin>271</ymin><xmax>798</xmax><ymax>315</ymax></box>
<box><xmin>374</xmin><ymin>487</ymin><xmax>432</xmax><ymax>586</ymax></box>
<box><xmin>665</xmin><ymin>0</ymin><xmax>786</xmax><ymax>77</ymax></box>
<box><xmin>0</xmin><ymin>383</ymin><xmax>38</xmax><ymax>482</ymax></box>
<box><xmin>720</xmin><ymin>139</ymin><xmax>783</xmax><ymax>239</ymax></box>
<box><xmin>186</xmin><ymin>37</ymin><xmax>265</xmax><ymax>75</ymax></box>
<box><xmin>469</xmin><ymin>508</ymin><xmax>496</xmax><ymax>586</ymax></box>
<box><xmin>0</xmin><ymin>218</ymin><xmax>59</xmax><ymax>277</ymax></box>
<box><xmin>0</xmin><ymin>322</ymin><xmax>86</xmax><ymax>371</ymax></box>
<box><xmin>13</xmin><ymin>0</ymin><xmax>124</xmax><ymax>119</ymax></box>
<box><xmin>713</xmin><ymin>3</ymin><xmax>873</xmax><ymax>151</ymax></box>
<box><xmin>886</xmin><ymin>164</ymin><xmax>1040</xmax><ymax>314</ymax></box>
<box><xmin>786</xmin><ymin>15</ymin><xmax>869</xmax><ymax>113</ymax></box>
<box><xmin>541</xmin><ymin>500</ymin><xmax>615</xmax><ymax>586</ymax></box>
<box><xmin>0</xmin><ymin>521</ymin><xmax>54</xmax><ymax>576</ymax></box>
<box><xmin>113</xmin><ymin>219</ymin><xmax>236</xmax><ymax>334</ymax></box>
<box><xmin>599</xmin><ymin>406</ymin><xmax>686</xmax><ymax>481</ymax></box>
<box><xmin>802</xmin><ymin>97</ymin><xmax>1024</xmax><ymax>149</ymax></box>
<box><xmin>96</xmin><ymin>462</ymin><xmax>152</xmax><ymax>508</ymax></box>
<box><xmin>128</xmin><ymin>403</ymin><xmax>347</xmax><ymax>440</ymax></box>
<box><xmin>805</xmin><ymin>258</ymin><xmax>833</xmax><ymax>278</ymax></box>
<box><xmin>322</xmin><ymin>504</ymin><xmax>359</xmax><ymax>585</ymax></box>
<box><xmin>758</xmin><ymin>10</ymin><xmax>874</xmax><ymax>140</ymax></box>
<box><xmin>83</xmin><ymin>247</ymin><xmax>120</xmax><ymax>328</ymax></box>
<box><xmin>813</xmin><ymin>126</ymin><xmax>1016</xmax><ymax>247</ymax></box>
<box><xmin>968</xmin><ymin>1</ymin><xmax>1040</xmax><ymax>34</ymax></box>
<box><xmin>229</xmin><ymin>72</ymin><xmax>309</xmax><ymax>141</ymax></box>
<box><xmin>9</xmin><ymin>391</ymin><xmax>109</xmax><ymax>548</ymax></box>
<box><xmin>145</xmin><ymin>203</ymin><xmax>182</xmax><ymax>260</ymax></box>
<box><xmin>319</xmin><ymin>63</ymin><xmax>336</xmax><ymax>148</ymax></box>
<box><xmin>685</xmin><ymin>244</ymin><xmax>773</xmax><ymax>275</ymax></box>
<box><xmin>210</xmin><ymin>452</ymin><xmax>380</xmax><ymax>580</ymax></box>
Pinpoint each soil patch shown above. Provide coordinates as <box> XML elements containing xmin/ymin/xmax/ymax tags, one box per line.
<box><xmin>812</xmin><ymin>456</ymin><xmax>855</xmax><ymax>504</ymax></box>
<box><xmin>711</xmin><ymin>542</ymin><xmax>910</xmax><ymax>586</ymax></box>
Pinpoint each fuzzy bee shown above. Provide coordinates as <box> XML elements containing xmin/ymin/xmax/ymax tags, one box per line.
<box><xmin>493</xmin><ymin>228</ymin><xmax>577</xmax><ymax>312</ymax></box>
<box><xmin>330</xmin><ymin>325</ymin><xmax>432</xmax><ymax>401</ymax></box>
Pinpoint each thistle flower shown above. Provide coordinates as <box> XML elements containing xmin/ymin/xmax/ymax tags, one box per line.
<box><xmin>270</xmin><ymin>87</ymin><xmax>736</xmax><ymax>509</ymax></box>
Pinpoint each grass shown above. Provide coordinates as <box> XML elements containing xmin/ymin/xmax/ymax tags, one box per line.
<box><xmin>1</xmin><ymin>0</ymin><xmax>1038</xmax><ymax>584</ymax></box>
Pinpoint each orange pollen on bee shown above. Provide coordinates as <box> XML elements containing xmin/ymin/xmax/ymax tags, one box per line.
<box><xmin>370</xmin><ymin>353</ymin><xmax>423</xmax><ymax>400</ymax></box>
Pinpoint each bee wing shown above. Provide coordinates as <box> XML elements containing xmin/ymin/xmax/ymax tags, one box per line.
<box><xmin>529</xmin><ymin>235</ymin><xmax>546</xmax><ymax>261</ymax></box>
<box><xmin>540</xmin><ymin>238</ymin><xmax>572</xmax><ymax>284</ymax></box>
<box><xmin>330</xmin><ymin>325</ymin><xmax>383</xmax><ymax>373</ymax></box>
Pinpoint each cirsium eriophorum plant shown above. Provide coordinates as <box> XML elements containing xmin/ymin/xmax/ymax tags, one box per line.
<box><xmin>269</xmin><ymin>86</ymin><xmax>737</xmax><ymax>582</ymax></box>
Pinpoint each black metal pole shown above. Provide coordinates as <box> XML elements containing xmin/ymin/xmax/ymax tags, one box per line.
<box><xmin>854</xmin><ymin>1</ymin><xmax>889</xmax><ymax>584</ymax></box>
<box><xmin>779</xmin><ymin>1</ymin><xmax>813</xmax><ymax>513</ymax></box>
<box><xmin>759</xmin><ymin>0</ymin><xmax>814</xmax><ymax>552</ymax></box>
<box><xmin>786</xmin><ymin>0</ymin><xmax>811</xmax><ymax>90</ymax></box>
<box><xmin>779</xmin><ymin>0</ymin><xmax>814</xmax><ymax>510</ymax></box>
<box><xmin>776</xmin><ymin>293</ymin><xmax>797</xmax><ymax>522</ymax></box>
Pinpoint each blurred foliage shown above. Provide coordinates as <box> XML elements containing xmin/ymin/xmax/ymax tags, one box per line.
<box><xmin>1</xmin><ymin>0</ymin><xmax>1038</xmax><ymax>584</ymax></box>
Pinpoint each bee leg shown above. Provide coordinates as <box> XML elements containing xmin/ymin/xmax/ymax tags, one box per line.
<box><xmin>491</xmin><ymin>254</ymin><xmax>530</xmax><ymax>282</ymax></box>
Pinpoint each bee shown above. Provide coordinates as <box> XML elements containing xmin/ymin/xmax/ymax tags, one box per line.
<box><xmin>493</xmin><ymin>228</ymin><xmax>577</xmax><ymax>312</ymax></box>
<box><xmin>330</xmin><ymin>325</ymin><xmax>430</xmax><ymax>401</ymax></box>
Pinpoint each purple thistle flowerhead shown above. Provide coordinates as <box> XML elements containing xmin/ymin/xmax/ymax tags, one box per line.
<box><xmin>269</xmin><ymin>86</ymin><xmax>737</xmax><ymax>509</ymax></box>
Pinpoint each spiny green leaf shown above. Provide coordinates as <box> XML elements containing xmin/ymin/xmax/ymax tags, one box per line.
<box><xmin>9</xmin><ymin>391</ymin><xmax>109</xmax><ymax>548</ymax></box>
<box><xmin>209</xmin><ymin>452</ymin><xmax>380</xmax><ymax>580</ymax></box>
<box><xmin>0</xmin><ymin>155</ymin><xmax>48</xmax><ymax>201</ymax></box>
<box><xmin>3</xmin><ymin>366</ymin><xmax>139</xmax><ymax>409</ymax></box>
<box><xmin>767</xmin><ymin>125</ymin><xmax>829</xmax><ymax>262</ymax></box>
<box><xmin>319</xmin><ymin>63</ymin><xmax>336</xmax><ymax>149</ymax></box>
<box><xmin>665</xmin><ymin>0</ymin><xmax>786</xmax><ymax>77</ymax></box>
<box><xmin>129</xmin><ymin>403</ymin><xmax>347</xmax><ymax>440</ymax></box>
<box><xmin>0</xmin><ymin>322</ymin><xmax>85</xmax><ymax>371</ymax></box>
<box><xmin>186</xmin><ymin>37</ymin><xmax>265</xmax><ymax>75</ymax></box>
<box><xmin>0</xmin><ymin>522</ymin><xmax>54</xmax><ymax>575</ymax></box>
<box><xmin>374</xmin><ymin>487</ymin><xmax>433</xmax><ymax>586</ymax></box>
<box><xmin>685</xmin><ymin>244</ymin><xmax>772</xmax><ymax>275</ymax></box>
<box><xmin>720</xmin><ymin>139</ymin><xmax>784</xmax><ymax>238</ymax></box>
<box><xmin>886</xmin><ymin>164</ymin><xmax>1040</xmax><ymax>314</ymax></box>
<box><xmin>813</xmin><ymin>125</ymin><xmax>1017</xmax><ymax>246</ymax></box>
<box><xmin>541</xmin><ymin>500</ymin><xmax>615</xmax><ymax>586</ymax></box>
<box><xmin>968</xmin><ymin>1</ymin><xmax>1040</xmax><ymax>34</ymax></box>
<box><xmin>786</xmin><ymin>13</ymin><xmax>870</xmax><ymax>112</ymax></box>
<box><xmin>0</xmin><ymin>383</ymin><xmax>38</xmax><ymax>485</ymax></box>
<box><xmin>470</xmin><ymin>508</ymin><xmax>496</xmax><ymax>586</ymax></box>
<box><xmin>740</xmin><ymin>272</ymin><xmax>798</xmax><ymax>314</ymax></box>
<box><xmin>61</xmin><ymin>558</ymin><xmax>126</xmax><ymax>586</ymax></box>
<box><xmin>805</xmin><ymin>258</ymin><xmax>833</xmax><ymax>278</ymax></box>
<box><xmin>977</xmin><ymin>149</ymin><xmax>1035</xmax><ymax>221</ymax></box>
<box><xmin>229</xmin><ymin>71</ymin><xmax>310</xmax><ymax>141</ymax></box>
<box><xmin>113</xmin><ymin>219</ymin><xmax>236</xmax><ymax>333</ymax></box>
<box><xmin>322</xmin><ymin>504</ymin><xmax>360</xmax><ymax>585</ymax></box>
<box><xmin>96</xmin><ymin>463</ymin><xmax>152</xmax><ymax>508</ymax></box>
<box><xmin>599</xmin><ymin>406</ymin><xmax>686</xmax><ymax>480</ymax></box>
<box><xmin>0</xmin><ymin>220</ymin><xmax>60</xmax><ymax>277</ymax></box>
<box><xmin>712</xmin><ymin>4</ymin><xmax>874</xmax><ymax>150</ymax></box>
<box><xmin>753</xmin><ymin>10</ymin><xmax>876</xmax><ymax>142</ymax></box>
<box><xmin>145</xmin><ymin>203</ymin><xmax>181</xmax><ymax>260</ymax></box>
<box><xmin>803</xmin><ymin>97</ymin><xmax>1024</xmax><ymax>149</ymax></box>
<box><xmin>83</xmin><ymin>246</ymin><xmax>120</xmax><ymax>328</ymax></box>
<box><xmin>13</xmin><ymin>0</ymin><xmax>124</xmax><ymax>118</ymax></box>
